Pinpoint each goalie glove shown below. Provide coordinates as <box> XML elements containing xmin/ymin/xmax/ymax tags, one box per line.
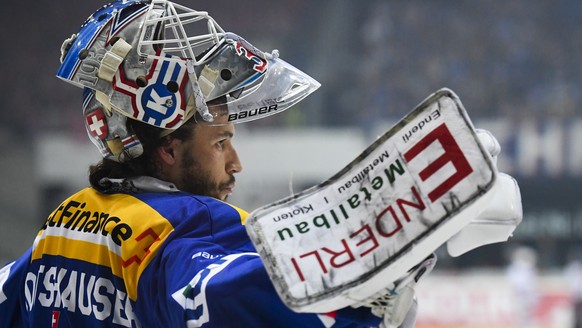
<box><xmin>446</xmin><ymin>129</ymin><xmax>523</xmax><ymax>257</ymax></box>
<box><xmin>353</xmin><ymin>253</ymin><xmax>437</xmax><ymax>328</ymax></box>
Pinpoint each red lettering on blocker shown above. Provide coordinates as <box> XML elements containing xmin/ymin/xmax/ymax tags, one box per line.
<box><xmin>376</xmin><ymin>186</ymin><xmax>426</xmax><ymax>237</ymax></box>
<box><xmin>289</xmin><ymin>186</ymin><xmax>426</xmax><ymax>282</ymax></box>
<box><xmin>350</xmin><ymin>224</ymin><xmax>379</xmax><ymax>257</ymax></box>
<box><xmin>292</xmin><ymin>251</ymin><xmax>327</xmax><ymax>282</ymax></box>
<box><xmin>375</xmin><ymin>206</ymin><xmax>402</xmax><ymax>237</ymax></box>
<box><xmin>403</xmin><ymin>123</ymin><xmax>473</xmax><ymax>202</ymax></box>
<box><xmin>323</xmin><ymin>240</ymin><xmax>356</xmax><ymax>269</ymax></box>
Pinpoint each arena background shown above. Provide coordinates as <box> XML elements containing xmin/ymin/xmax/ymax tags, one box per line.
<box><xmin>1</xmin><ymin>1</ymin><xmax>581</xmax><ymax>326</ymax></box>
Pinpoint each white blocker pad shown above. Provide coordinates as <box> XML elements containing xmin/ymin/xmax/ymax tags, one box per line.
<box><xmin>245</xmin><ymin>88</ymin><xmax>498</xmax><ymax>313</ymax></box>
<box><xmin>446</xmin><ymin>172</ymin><xmax>522</xmax><ymax>257</ymax></box>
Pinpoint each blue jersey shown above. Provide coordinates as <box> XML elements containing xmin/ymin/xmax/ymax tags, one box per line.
<box><xmin>0</xmin><ymin>186</ymin><xmax>381</xmax><ymax>327</ymax></box>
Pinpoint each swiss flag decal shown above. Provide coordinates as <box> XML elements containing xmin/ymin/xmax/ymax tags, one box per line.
<box><xmin>86</xmin><ymin>108</ymin><xmax>108</xmax><ymax>139</ymax></box>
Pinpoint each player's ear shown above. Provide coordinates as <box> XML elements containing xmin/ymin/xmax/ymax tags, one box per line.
<box><xmin>156</xmin><ymin>136</ymin><xmax>179</xmax><ymax>166</ymax></box>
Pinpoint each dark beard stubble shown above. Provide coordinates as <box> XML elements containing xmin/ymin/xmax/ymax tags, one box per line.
<box><xmin>180</xmin><ymin>152</ymin><xmax>235</xmax><ymax>201</ymax></box>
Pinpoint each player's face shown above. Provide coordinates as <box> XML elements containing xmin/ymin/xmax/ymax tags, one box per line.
<box><xmin>175</xmin><ymin>119</ymin><xmax>242</xmax><ymax>201</ymax></box>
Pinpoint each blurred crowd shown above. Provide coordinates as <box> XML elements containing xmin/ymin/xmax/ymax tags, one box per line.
<box><xmin>1</xmin><ymin>0</ymin><xmax>581</xmax><ymax>139</ymax></box>
<box><xmin>347</xmin><ymin>0</ymin><xmax>582</xmax><ymax>129</ymax></box>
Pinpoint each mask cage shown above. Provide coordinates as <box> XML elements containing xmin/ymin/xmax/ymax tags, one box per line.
<box><xmin>137</xmin><ymin>0</ymin><xmax>226</xmax><ymax>65</ymax></box>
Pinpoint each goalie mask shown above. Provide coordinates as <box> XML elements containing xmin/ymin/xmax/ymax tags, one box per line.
<box><xmin>58</xmin><ymin>0</ymin><xmax>320</xmax><ymax>161</ymax></box>
<box><xmin>82</xmin><ymin>87</ymin><xmax>144</xmax><ymax>161</ymax></box>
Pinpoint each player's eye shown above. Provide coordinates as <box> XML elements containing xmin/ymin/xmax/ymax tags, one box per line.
<box><xmin>216</xmin><ymin>139</ymin><xmax>226</xmax><ymax>149</ymax></box>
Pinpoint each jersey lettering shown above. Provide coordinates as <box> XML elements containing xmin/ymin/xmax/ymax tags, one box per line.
<box><xmin>24</xmin><ymin>265</ymin><xmax>141</xmax><ymax>328</ymax></box>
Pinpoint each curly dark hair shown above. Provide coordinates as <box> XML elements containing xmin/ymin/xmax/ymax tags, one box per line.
<box><xmin>88</xmin><ymin>117</ymin><xmax>196</xmax><ymax>192</ymax></box>
<box><xmin>88</xmin><ymin>95</ymin><xmax>229</xmax><ymax>192</ymax></box>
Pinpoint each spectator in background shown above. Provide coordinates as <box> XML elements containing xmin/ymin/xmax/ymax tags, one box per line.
<box><xmin>565</xmin><ymin>248</ymin><xmax>582</xmax><ymax>328</ymax></box>
<box><xmin>507</xmin><ymin>246</ymin><xmax>540</xmax><ymax>328</ymax></box>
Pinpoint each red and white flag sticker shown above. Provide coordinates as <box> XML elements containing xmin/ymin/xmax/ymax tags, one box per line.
<box><xmin>245</xmin><ymin>88</ymin><xmax>497</xmax><ymax>313</ymax></box>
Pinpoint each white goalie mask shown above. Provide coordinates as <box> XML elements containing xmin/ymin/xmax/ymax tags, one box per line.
<box><xmin>57</xmin><ymin>0</ymin><xmax>320</xmax><ymax>161</ymax></box>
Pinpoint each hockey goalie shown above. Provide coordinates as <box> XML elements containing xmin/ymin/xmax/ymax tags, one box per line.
<box><xmin>0</xmin><ymin>1</ymin><xmax>521</xmax><ymax>327</ymax></box>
